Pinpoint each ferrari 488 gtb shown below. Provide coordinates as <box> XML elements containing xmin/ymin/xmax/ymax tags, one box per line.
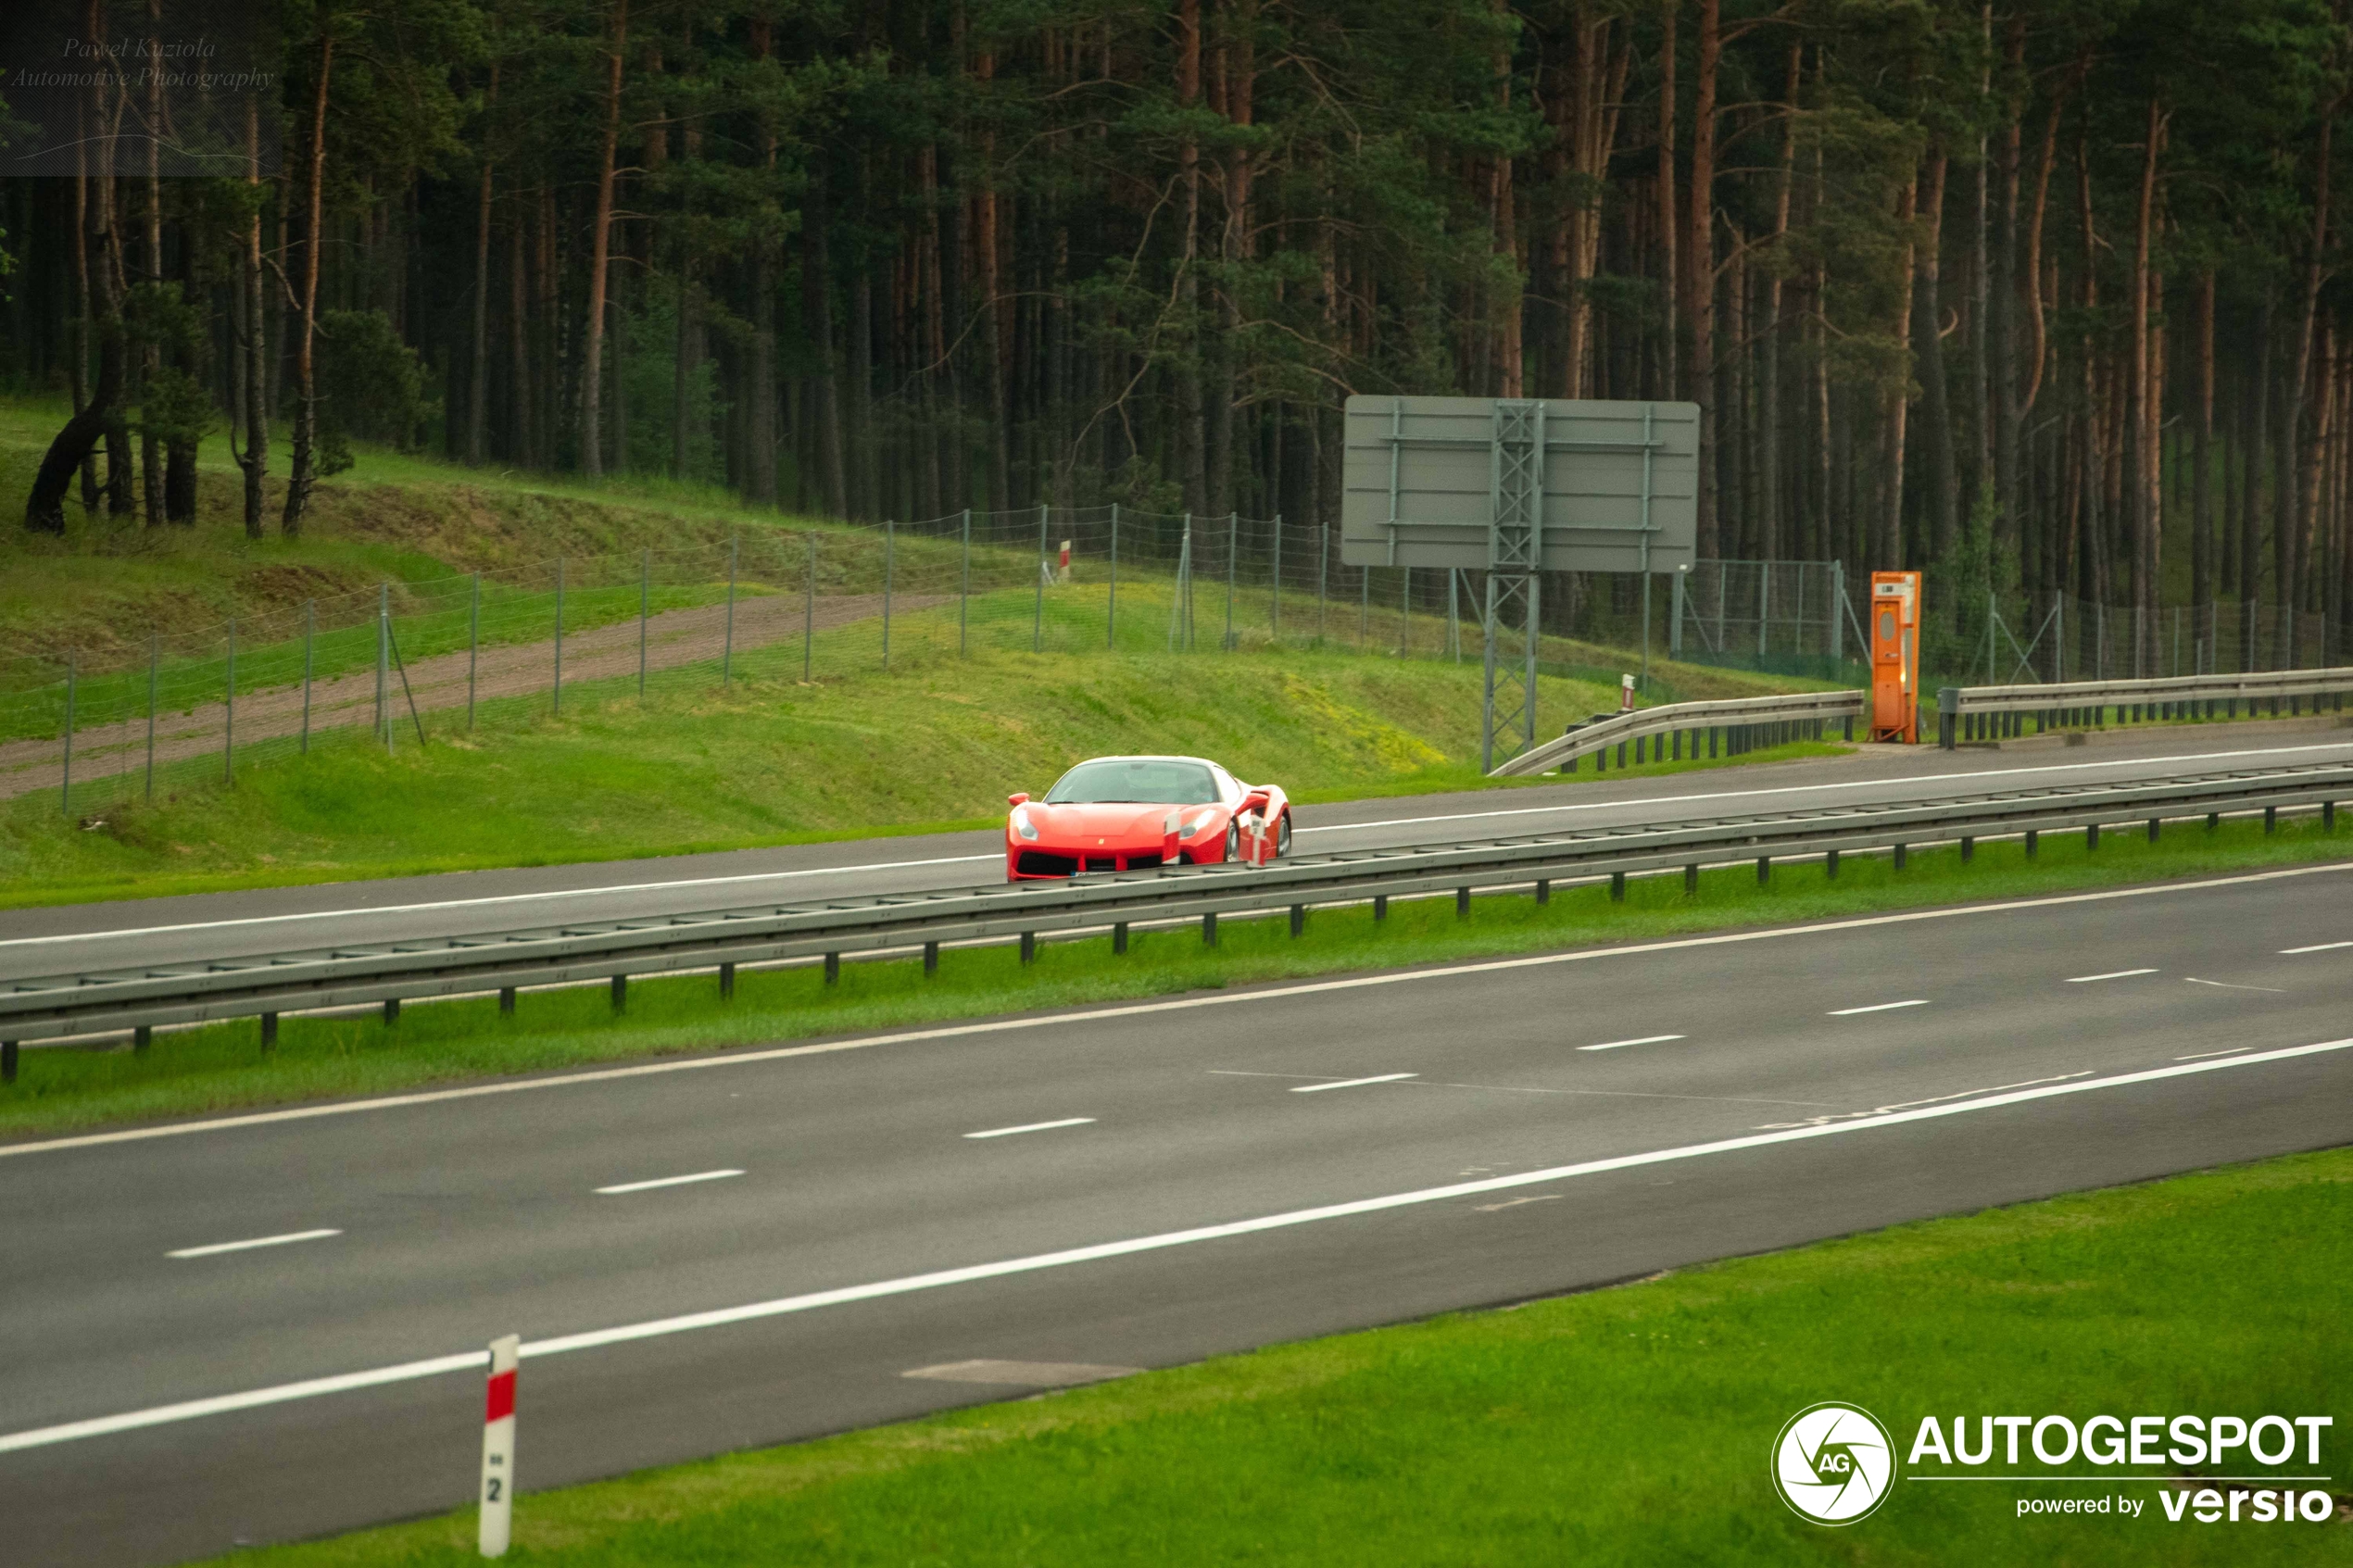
<box><xmin>1006</xmin><ymin>755</ymin><xmax>1291</xmax><ymax>880</ymax></box>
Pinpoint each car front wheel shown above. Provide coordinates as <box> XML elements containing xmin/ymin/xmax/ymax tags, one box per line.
<box><xmin>1223</xmin><ymin>821</ymin><xmax>1241</xmax><ymax>861</ymax></box>
<box><xmin>1277</xmin><ymin>812</ymin><xmax>1292</xmax><ymax>857</ymax></box>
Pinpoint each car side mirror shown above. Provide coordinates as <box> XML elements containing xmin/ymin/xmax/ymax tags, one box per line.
<box><xmin>1007</xmin><ymin>792</ymin><xmax>1030</xmax><ymax>808</ymax></box>
<box><xmin>1240</xmin><ymin>790</ymin><xmax>1270</xmax><ymax>812</ymax></box>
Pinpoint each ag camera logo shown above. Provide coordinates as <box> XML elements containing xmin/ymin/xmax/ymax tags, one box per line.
<box><xmin>1772</xmin><ymin>1402</ymin><xmax>1896</xmax><ymax>1524</ymax></box>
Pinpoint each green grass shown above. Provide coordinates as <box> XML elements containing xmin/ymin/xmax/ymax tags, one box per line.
<box><xmin>210</xmin><ymin>1147</ymin><xmax>2353</xmax><ymax>1566</ymax></box>
<box><xmin>6</xmin><ymin>802</ymin><xmax>2344</xmax><ymax>1139</ymax></box>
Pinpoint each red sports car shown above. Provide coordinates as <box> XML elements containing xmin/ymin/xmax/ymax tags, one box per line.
<box><xmin>1006</xmin><ymin>755</ymin><xmax>1292</xmax><ymax>880</ymax></box>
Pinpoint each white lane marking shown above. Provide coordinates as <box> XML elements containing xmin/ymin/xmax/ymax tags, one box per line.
<box><xmin>19</xmin><ymin>739</ymin><xmax>2347</xmax><ymax>953</ymax></box>
<box><xmin>1290</xmin><ymin>740</ymin><xmax>2353</xmax><ymax>837</ymax></box>
<box><xmin>2282</xmin><ymin>941</ymin><xmax>2353</xmax><ymax>954</ymax></box>
<box><xmin>2175</xmin><ymin>1047</ymin><xmax>2252</xmax><ymax>1061</ymax></box>
<box><xmin>2185</xmin><ymin>977</ymin><xmax>2287</xmax><ymax>993</ymax></box>
<box><xmin>165</xmin><ymin>1228</ymin><xmax>341</xmax><ymax>1260</ymax></box>
<box><xmin>1830</xmin><ymin>999</ymin><xmax>1931</xmax><ymax>1016</ymax></box>
<box><xmin>8</xmin><ymin>1035</ymin><xmax>2348</xmax><ymax>1457</ymax></box>
<box><xmin>1290</xmin><ymin>1073</ymin><xmax>1418</xmax><ymax>1093</ymax></box>
<box><xmin>1755</xmin><ymin>1073</ymin><xmax>2094</xmax><ymax>1130</ymax></box>
<box><xmin>1579</xmin><ymin>1035</ymin><xmax>1686</xmax><ymax>1052</ymax></box>
<box><xmin>594</xmin><ymin>1169</ymin><xmax>744</xmax><ymax>1196</ymax></box>
<box><xmin>1474</xmin><ymin>1195</ymin><xmax>1563</xmax><ymax>1212</ymax></box>
<box><xmin>9</xmin><ymin>859</ymin><xmax>2352</xmax><ymax>1163</ymax></box>
<box><xmin>2065</xmin><ymin>968</ymin><xmax>2158</xmax><ymax>983</ymax></box>
<box><xmin>963</xmin><ymin>1118</ymin><xmax>1095</xmax><ymax>1140</ymax></box>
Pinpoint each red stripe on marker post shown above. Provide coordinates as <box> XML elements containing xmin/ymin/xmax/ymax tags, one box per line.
<box><xmin>479</xmin><ymin>1334</ymin><xmax>519</xmax><ymax>1558</ymax></box>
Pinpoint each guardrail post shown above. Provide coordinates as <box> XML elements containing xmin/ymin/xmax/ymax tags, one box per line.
<box><xmin>1372</xmin><ymin>897</ymin><xmax>1387</xmax><ymax>922</ymax></box>
<box><xmin>1755</xmin><ymin>856</ymin><xmax>1770</xmax><ymax>884</ymax></box>
<box><xmin>500</xmin><ymin>986</ymin><xmax>517</xmax><ymax>1014</ymax></box>
<box><xmin>2</xmin><ymin>1040</ymin><xmax>15</xmax><ymax>1084</ymax></box>
<box><xmin>718</xmin><ymin>965</ymin><xmax>735</xmax><ymax>998</ymax></box>
<box><xmin>925</xmin><ymin>940</ymin><xmax>942</xmax><ymax>972</ymax></box>
<box><xmin>260</xmin><ymin>1012</ymin><xmax>277</xmax><ymax>1051</ymax></box>
<box><xmin>1893</xmin><ymin>843</ymin><xmax>1906</xmax><ymax>871</ymax></box>
<box><xmin>133</xmin><ymin>1025</ymin><xmax>150</xmax><ymax>1052</ymax></box>
<box><xmin>1824</xmin><ymin>849</ymin><xmax>1839</xmax><ymax>880</ymax></box>
<box><xmin>2147</xmin><ymin>818</ymin><xmax>2159</xmax><ymax>843</ymax></box>
<box><xmin>1608</xmin><ymin>873</ymin><xmax>1625</xmax><ymax>903</ymax></box>
<box><xmin>2264</xmin><ymin>806</ymin><xmax>2278</xmax><ymax>834</ymax></box>
<box><xmin>2085</xmin><ymin>823</ymin><xmax>2100</xmax><ymax>851</ymax></box>
<box><xmin>1108</xmin><ymin>926</ymin><xmax>1126</xmax><ymax>957</ymax></box>
<box><xmin>1684</xmin><ymin>863</ymin><xmax>1699</xmax><ymax>894</ymax></box>
<box><xmin>1289</xmin><ymin>904</ymin><xmax>1305</xmax><ymax>936</ymax></box>
<box><xmin>2326</xmin><ymin>801</ymin><xmax>2337</xmax><ymax>832</ymax></box>
<box><xmin>1202</xmin><ymin>913</ymin><xmax>1217</xmax><ymax>946</ymax></box>
<box><xmin>1960</xmin><ymin>836</ymin><xmax>1974</xmax><ymax>863</ymax></box>
<box><xmin>1938</xmin><ymin>687</ymin><xmax>1958</xmax><ymax>749</ymax></box>
<box><xmin>825</xmin><ymin>951</ymin><xmax>843</xmax><ymax>983</ymax></box>
<box><xmin>383</xmin><ymin>998</ymin><xmax>400</xmax><ymax>1026</ymax></box>
<box><xmin>610</xmin><ymin>974</ymin><xmax>627</xmax><ymax>1012</ymax></box>
<box><xmin>1535</xmin><ymin>879</ymin><xmax>1550</xmax><ymax>906</ymax></box>
<box><xmin>2025</xmin><ymin>830</ymin><xmax>2038</xmax><ymax>858</ymax></box>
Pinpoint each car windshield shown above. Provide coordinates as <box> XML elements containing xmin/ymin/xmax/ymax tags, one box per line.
<box><xmin>1044</xmin><ymin>759</ymin><xmax>1220</xmax><ymax>805</ymax></box>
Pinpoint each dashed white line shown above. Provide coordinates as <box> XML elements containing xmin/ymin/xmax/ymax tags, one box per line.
<box><xmin>2281</xmin><ymin>941</ymin><xmax>2353</xmax><ymax>954</ymax></box>
<box><xmin>15</xmin><ymin>1035</ymin><xmax>2347</xmax><ymax>1458</ymax></box>
<box><xmin>2186</xmin><ymin>978</ymin><xmax>2286</xmax><ymax>993</ymax></box>
<box><xmin>167</xmin><ymin>1229</ymin><xmax>341</xmax><ymax>1260</ymax></box>
<box><xmin>1290</xmin><ymin>1073</ymin><xmax>1419</xmax><ymax>1093</ymax></box>
<box><xmin>2066</xmin><ymin>968</ymin><xmax>2158</xmax><ymax>984</ymax></box>
<box><xmin>594</xmin><ymin>1169</ymin><xmax>744</xmax><ymax>1195</ymax></box>
<box><xmin>963</xmin><ymin>1118</ymin><xmax>1096</xmax><ymax>1140</ymax></box>
<box><xmin>2174</xmin><ymin>1047</ymin><xmax>2251</xmax><ymax>1061</ymax></box>
<box><xmin>1578</xmin><ymin>1035</ymin><xmax>1687</xmax><ymax>1052</ymax></box>
<box><xmin>1829</xmin><ymin>999</ymin><xmax>1931</xmax><ymax>1016</ymax></box>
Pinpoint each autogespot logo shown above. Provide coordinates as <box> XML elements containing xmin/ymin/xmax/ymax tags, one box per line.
<box><xmin>1772</xmin><ymin>1402</ymin><xmax>1897</xmax><ymax>1524</ymax></box>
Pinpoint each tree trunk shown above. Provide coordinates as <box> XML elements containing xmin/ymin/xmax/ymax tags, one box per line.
<box><xmin>1914</xmin><ymin>150</ymin><xmax>1957</xmax><ymax>558</ymax></box>
<box><xmin>1176</xmin><ymin>0</ymin><xmax>1206</xmax><ymax>514</ymax></box>
<box><xmin>1757</xmin><ymin>40</ymin><xmax>1798</xmax><ymax>561</ymax></box>
<box><xmin>468</xmin><ymin>63</ymin><xmax>498</xmax><ymax>465</ymax></box>
<box><xmin>2193</xmin><ymin>270</ymin><xmax>2214</xmax><ymax>613</ymax></box>
<box><xmin>578</xmin><ymin>0</ymin><xmax>627</xmax><ymax>482</ymax></box>
<box><xmin>1685</xmin><ymin>0</ymin><xmax>1717</xmax><ymax>555</ymax></box>
<box><xmin>139</xmin><ymin>0</ymin><xmax>164</xmax><ymax>529</ymax></box>
<box><xmin>803</xmin><ymin>161</ymin><xmax>849</xmax><ymax>517</ymax></box>
<box><xmin>1656</xmin><ymin>0</ymin><xmax>1677</xmax><ymax>399</ymax></box>
<box><xmin>2282</xmin><ymin>108</ymin><xmax>2334</xmax><ymax>653</ymax></box>
<box><xmin>236</xmin><ymin>93</ymin><xmax>269</xmax><ymax>536</ymax></box>
<box><xmin>2128</xmin><ymin>98</ymin><xmax>2162</xmax><ymax>660</ymax></box>
<box><xmin>282</xmin><ymin>28</ymin><xmax>333</xmax><ymax>538</ymax></box>
<box><xmin>1990</xmin><ymin>16</ymin><xmax>2024</xmax><ymax>546</ymax></box>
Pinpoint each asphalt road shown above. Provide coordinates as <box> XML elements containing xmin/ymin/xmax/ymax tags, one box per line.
<box><xmin>4</xmin><ymin>853</ymin><xmax>2349</xmax><ymax>1564</ymax></box>
<box><xmin>7</xmin><ymin>720</ymin><xmax>2353</xmax><ymax>983</ymax></box>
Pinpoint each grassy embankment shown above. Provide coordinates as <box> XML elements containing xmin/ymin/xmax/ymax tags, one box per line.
<box><xmin>6</xmin><ymin>803</ymin><xmax>2344</xmax><ymax>1138</ymax></box>
<box><xmin>218</xmin><ymin>1146</ymin><xmax>2353</xmax><ymax>1566</ymax></box>
<box><xmin>0</xmin><ymin>393</ymin><xmax>1818</xmax><ymax>906</ymax></box>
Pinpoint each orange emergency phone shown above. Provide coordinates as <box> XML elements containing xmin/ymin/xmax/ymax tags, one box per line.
<box><xmin>1869</xmin><ymin>571</ymin><xmax>1920</xmax><ymax>743</ymax></box>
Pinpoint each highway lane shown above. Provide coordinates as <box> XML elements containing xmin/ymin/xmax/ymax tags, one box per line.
<box><xmin>6</xmin><ymin>721</ymin><xmax>2352</xmax><ymax>983</ymax></box>
<box><xmin>3</xmin><ymin>860</ymin><xmax>2348</xmax><ymax>1564</ymax></box>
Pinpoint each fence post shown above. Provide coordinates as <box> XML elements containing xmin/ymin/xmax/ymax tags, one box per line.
<box><xmin>959</xmin><ymin>507</ymin><xmax>971</xmax><ymax>656</ymax></box>
<box><xmin>883</xmin><ymin>519</ymin><xmax>894</xmax><ymax>670</ymax></box>
<box><xmin>1226</xmin><ymin>509</ymin><xmax>1238</xmax><ymax>649</ymax></box>
<box><xmin>1181</xmin><ymin>511</ymin><xmax>1193</xmax><ymax>650</ymax></box>
<box><xmin>466</xmin><ymin>574</ymin><xmax>478</xmax><ymax>730</ymax></box>
<box><xmin>554</xmin><ymin>556</ymin><xmax>567</xmax><ymax>714</ymax></box>
<box><xmin>1272</xmin><ymin>513</ymin><xmax>1282</xmax><ymax>639</ymax></box>
<box><xmin>1318</xmin><ymin>522</ymin><xmax>1328</xmax><ymax>642</ymax></box>
<box><xmin>1108</xmin><ymin>502</ymin><xmax>1119</xmax><ymax>648</ymax></box>
<box><xmin>1360</xmin><ymin>551</ymin><xmax>1369</xmax><ymax>646</ymax></box>
<box><xmin>1986</xmin><ymin>589</ymin><xmax>1996</xmax><ymax>684</ymax></box>
<box><xmin>145</xmin><ymin>633</ymin><xmax>158</xmax><ymax>800</ymax></box>
<box><xmin>1830</xmin><ymin>558</ymin><xmax>1844</xmax><ymax>663</ymax></box>
<box><xmin>2055</xmin><ymin>596</ymin><xmax>2064</xmax><ymax>683</ymax></box>
<box><xmin>1449</xmin><ymin>568</ymin><xmax>1461</xmax><ymax>660</ymax></box>
<box><xmin>1034</xmin><ymin>503</ymin><xmax>1048</xmax><ymax>652</ymax></box>
<box><xmin>1670</xmin><ymin>565</ymin><xmax>1685</xmax><ymax>659</ymax></box>
<box><xmin>638</xmin><ymin>549</ymin><xmax>648</xmax><ymax>697</ymax></box>
<box><xmin>1757</xmin><ymin>563</ymin><xmax>1768</xmax><ymax>657</ymax></box>
<box><xmin>723</xmin><ymin>532</ymin><xmax>737</xmax><ymax>688</ymax></box>
<box><xmin>1400</xmin><ymin>564</ymin><xmax>1410</xmax><ymax>653</ymax></box>
<box><xmin>301</xmin><ymin>601</ymin><xmax>314</xmax><ymax>753</ymax></box>
<box><xmin>224</xmin><ymin>619</ymin><xmax>235</xmax><ymax>784</ymax></box>
<box><xmin>804</xmin><ymin>533</ymin><xmax>816</xmax><ymax>682</ymax></box>
<box><xmin>377</xmin><ymin>583</ymin><xmax>390</xmax><ymax>751</ymax></box>
<box><xmin>61</xmin><ymin>648</ymin><xmax>75</xmax><ymax>818</ymax></box>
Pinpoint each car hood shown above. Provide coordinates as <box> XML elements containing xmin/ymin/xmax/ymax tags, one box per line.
<box><xmin>1021</xmin><ymin>801</ymin><xmax>1214</xmax><ymax>842</ymax></box>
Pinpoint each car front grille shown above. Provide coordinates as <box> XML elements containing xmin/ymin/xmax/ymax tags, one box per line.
<box><xmin>1015</xmin><ymin>851</ymin><xmax>1079</xmax><ymax>877</ymax></box>
<box><xmin>1085</xmin><ymin>857</ymin><xmax>1118</xmax><ymax>872</ymax></box>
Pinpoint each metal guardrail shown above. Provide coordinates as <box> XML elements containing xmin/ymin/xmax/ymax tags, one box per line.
<box><xmin>5</xmin><ymin>761</ymin><xmax>2347</xmax><ymax>1078</ymax></box>
<box><xmin>1938</xmin><ymin>668</ymin><xmax>2353</xmax><ymax>748</ymax></box>
<box><xmin>1489</xmin><ymin>688</ymin><xmax>1866</xmax><ymax>778</ymax></box>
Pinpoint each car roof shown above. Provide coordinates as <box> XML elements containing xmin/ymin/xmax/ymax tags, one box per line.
<box><xmin>1063</xmin><ymin>755</ymin><xmax>1220</xmax><ymax>768</ymax></box>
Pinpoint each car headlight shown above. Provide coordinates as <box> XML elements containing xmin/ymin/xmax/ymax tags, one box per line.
<box><xmin>1180</xmin><ymin>809</ymin><xmax>1217</xmax><ymax>838</ymax></box>
<box><xmin>1012</xmin><ymin>807</ymin><xmax>1039</xmax><ymax>841</ymax></box>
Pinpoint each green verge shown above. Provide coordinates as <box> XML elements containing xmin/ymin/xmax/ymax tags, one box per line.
<box><xmin>213</xmin><ymin>1147</ymin><xmax>2353</xmax><ymax>1567</ymax></box>
<box><xmin>6</xmin><ymin>805</ymin><xmax>2344</xmax><ymax>1138</ymax></box>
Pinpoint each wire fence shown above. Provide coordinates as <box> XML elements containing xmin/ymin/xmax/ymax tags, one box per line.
<box><xmin>1931</xmin><ymin>590</ymin><xmax>2350</xmax><ymax>688</ymax></box>
<box><xmin>8</xmin><ymin>506</ymin><xmax>1665</xmax><ymax>819</ymax></box>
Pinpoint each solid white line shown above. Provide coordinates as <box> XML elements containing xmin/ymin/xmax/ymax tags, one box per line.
<box><xmin>1578</xmin><ymin>1035</ymin><xmax>1686</xmax><ymax>1053</ymax></box>
<box><xmin>1830</xmin><ymin>999</ymin><xmax>1931</xmax><ymax>1016</ymax></box>
<box><xmin>2282</xmin><ymin>941</ymin><xmax>2353</xmax><ymax>954</ymax></box>
<box><xmin>2065</xmin><ymin>968</ymin><xmax>2158</xmax><ymax>983</ymax></box>
<box><xmin>8</xmin><ymin>859</ymin><xmax>2352</xmax><ymax>1162</ymax></box>
<box><xmin>594</xmin><ymin>1169</ymin><xmax>744</xmax><ymax>1195</ymax></box>
<box><xmin>963</xmin><ymin>1118</ymin><xmax>1095</xmax><ymax>1140</ymax></box>
<box><xmin>1290</xmin><ymin>1073</ymin><xmax>1418</xmax><ymax>1093</ymax></box>
<box><xmin>165</xmin><ymin>1228</ymin><xmax>341</xmax><ymax>1260</ymax></box>
<box><xmin>19</xmin><ymin>738</ymin><xmax>2347</xmax><ymax>953</ymax></box>
<box><xmin>7</xmin><ymin>1035</ymin><xmax>2347</xmax><ymax>1457</ymax></box>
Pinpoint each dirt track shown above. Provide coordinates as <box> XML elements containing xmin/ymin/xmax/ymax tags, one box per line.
<box><xmin>10</xmin><ymin>592</ymin><xmax>945</xmax><ymax>804</ymax></box>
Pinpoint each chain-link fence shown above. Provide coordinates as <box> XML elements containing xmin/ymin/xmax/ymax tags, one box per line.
<box><xmin>1670</xmin><ymin>559</ymin><xmax>1858</xmax><ymax>681</ymax></box>
<box><xmin>1924</xmin><ymin>589</ymin><xmax>2349</xmax><ymax>688</ymax></box>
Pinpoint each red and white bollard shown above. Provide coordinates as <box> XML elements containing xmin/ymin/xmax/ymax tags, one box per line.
<box><xmin>1619</xmin><ymin>673</ymin><xmax>1637</xmax><ymax>712</ymax></box>
<box><xmin>1058</xmin><ymin>539</ymin><xmax>1074</xmax><ymax>582</ymax></box>
<box><xmin>479</xmin><ymin>1334</ymin><xmax>519</xmax><ymax>1558</ymax></box>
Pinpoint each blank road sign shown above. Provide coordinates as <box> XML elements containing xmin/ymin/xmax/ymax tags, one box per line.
<box><xmin>1340</xmin><ymin>395</ymin><xmax>1699</xmax><ymax>572</ymax></box>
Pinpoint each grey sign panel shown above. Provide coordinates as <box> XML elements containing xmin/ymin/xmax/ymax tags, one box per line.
<box><xmin>1340</xmin><ymin>395</ymin><xmax>1699</xmax><ymax>572</ymax></box>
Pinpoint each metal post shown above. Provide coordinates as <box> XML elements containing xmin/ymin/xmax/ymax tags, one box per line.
<box><xmin>2055</xmin><ymin>596</ymin><xmax>2065</xmax><ymax>683</ymax></box>
<box><xmin>145</xmin><ymin>633</ymin><xmax>157</xmax><ymax>799</ymax></box>
<box><xmin>1034</xmin><ymin>503</ymin><xmax>1048</xmax><ymax>652</ymax></box>
<box><xmin>1401</xmin><ymin>565</ymin><xmax>1411</xmax><ymax>653</ymax></box>
<box><xmin>61</xmin><ymin>649</ymin><xmax>75</xmax><ymax>818</ymax></box>
<box><xmin>1449</xmin><ymin>568</ymin><xmax>1462</xmax><ymax>661</ymax></box>
<box><xmin>553</xmin><ymin>555</ymin><xmax>565</xmax><ymax>714</ymax></box>
<box><xmin>376</xmin><ymin>583</ymin><xmax>389</xmax><ymax>747</ymax></box>
<box><xmin>1318</xmin><ymin>522</ymin><xmax>1328</xmax><ymax>641</ymax></box>
<box><xmin>1831</xmin><ymin>559</ymin><xmax>1845</xmax><ymax>663</ymax></box>
<box><xmin>959</xmin><ymin>508</ymin><xmax>971</xmax><ymax>656</ymax></box>
<box><xmin>466</xmin><ymin>574</ymin><xmax>478</xmax><ymax>730</ymax></box>
<box><xmin>1670</xmin><ymin>565</ymin><xmax>1685</xmax><ymax>659</ymax></box>
<box><xmin>883</xmin><ymin>519</ymin><xmax>894</xmax><ymax>670</ymax></box>
<box><xmin>1360</xmin><ymin>555</ymin><xmax>1370</xmax><ymax>647</ymax></box>
<box><xmin>723</xmin><ymin>533</ymin><xmax>736</xmax><ymax>688</ymax></box>
<box><xmin>1757</xmin><ymin>563</ymin><xmax>1768</xmax><ymax>657</ymax></box>
<box><xmin>804</xmin><ymin>533</ymin><xmax>816</xmax><ymax>681</ymax></box>
<box><xmin>1108</xmin><ymin>502</ymin><xmax>1119</xmax><ymax>648</ymax></box>
<box><xmin>1271</xmin><ymin>513</ymin><xmax>1282</xmax><ymax>638</ymax></box>
<box><xmin>301</xmin><ymin>601</ymin><xmax>314</xmax><ymax>753</ymax></box>
<box><xmin>224</xmin><ymin>619</ymin><xmax>235</xmax><ymax>784</ymax></box>
<box><xmin>638</xmin><ymin>549</ymin><xmax>648</xmax><ymax>697</ymax></box>
<box><xmin>1226</xmin><ymin>509</ymin><xmax>1238</xmax><ymax>649</ymax></box>
<box><xmin>1986</xmin><ymin>589</ymin><xmax>1996</xmax><ymax>684</ymax></box>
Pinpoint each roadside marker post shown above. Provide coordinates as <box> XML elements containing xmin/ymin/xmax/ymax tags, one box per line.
<box><xmin>479</xmin><ymin>1333</ymin><xmax>519</xmax><ymax>1557</ymax></box>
